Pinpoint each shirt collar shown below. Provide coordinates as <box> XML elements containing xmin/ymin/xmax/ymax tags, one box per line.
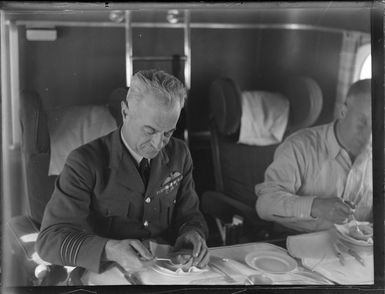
<box><xmin>327</xmin><ymin>121</ymin><xmax>343</xmax><ymax>159</ymax></box>
<box><xmin>120</xmin><ymin>129</ymin><xmax>145</xmax><ymax>165</ymax></box>
<box><xmin>329</xmin><ymin>121</ymin><xmax>372</xmax><ymax>161</ymax></box>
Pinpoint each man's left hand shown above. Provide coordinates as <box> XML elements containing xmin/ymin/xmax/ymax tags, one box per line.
<box><xmin>173</xmin><ymin>230</ymin><xmax>209</xmax><ymax>268</ymax></box>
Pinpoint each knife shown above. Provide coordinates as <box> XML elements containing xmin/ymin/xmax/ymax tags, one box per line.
<box><xmin>209</xmin><ymin>256</ymin><xmax>246</xmax><ymax>284</ymax></box>
<box><xmin>336</xmin><ymin>241</ymin><xmax>365</xmax><ymax>267</ymax></box>
<box><xmin>114</xmin><ymin>263</ymin><xmax>142</xmax><ymax>285</ymax></box>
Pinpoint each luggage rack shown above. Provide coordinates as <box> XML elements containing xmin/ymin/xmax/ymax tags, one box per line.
<box><xmin>124</xmin><ymin>10</ymin><xmax>191</xmax><ymax>90</ymax></box>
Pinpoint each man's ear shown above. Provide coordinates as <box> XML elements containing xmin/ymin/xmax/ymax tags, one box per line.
<box><xmin>339</xmin><ymin>102</ymin><xmax>348</xmax><ymax>119</ymax></box>
<box><xmin>121</xmin><ymin>100</ymin><xmax>128</xmax><ymax>119</ymax></box>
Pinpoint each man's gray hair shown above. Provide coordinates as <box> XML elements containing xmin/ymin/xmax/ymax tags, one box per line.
<box><xmin>127</xmin><ymin>69</ymin><xmax>187</xmax><ymax>108</ymax></box>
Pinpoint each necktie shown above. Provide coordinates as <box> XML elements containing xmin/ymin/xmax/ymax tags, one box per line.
<box><xmin>139</xmin><ymin>158</ymin><xmax>150</xmax><ymax>187</ymax></box>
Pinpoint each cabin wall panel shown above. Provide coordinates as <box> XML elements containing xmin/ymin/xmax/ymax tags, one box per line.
<box><xmin>189</xmin><ymin>29</ymin><xmax>260</xmax><ymax>132</ymax></box>
<box><xmin>18</xmin><ymin>24</ymin><xmax>346</xmax><ymax>196</ymax></box>
<box><xmin>20</xmin><ymin>27</ymin><xmax>126</xmax><ymax>110</ymax></box>
<box><xmin>131</xmin><ymin>28</ymin><xmax>185</xmax><ymax>81</ymax></box>
<box><xmin>188</xmin><ymin>29</ymin><xmax>342</xmax><ymax>132</ymax></box>
<box><xmin>20</xmin><ymin>25</ymin><xmax>343</xmax><ymax>128</ymax></box>
<box><xmin>258</xmin><ymin>30</ymin><xmax>342</xmax><ymax>124</ymax></box>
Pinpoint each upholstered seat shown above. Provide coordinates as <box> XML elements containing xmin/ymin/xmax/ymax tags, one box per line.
<box><xmin>4</xmin><ymin>88</ymin><xmax>127</xmax><ymax>286</ymax></box>
<box><xmin>202</xmin><ymin>76</ymin><xmax>323</xmax><ymax>245</ymax></box>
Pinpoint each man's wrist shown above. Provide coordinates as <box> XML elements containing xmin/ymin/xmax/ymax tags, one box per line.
<box><xmin>295</xmin><ymin>195</ymin><xmax>318</xmax><ymax>220</ymax></box>
<box><xmin>178</xmin><ymin>227</ymin><xmax>205</xmax><ymax>240</ymax></box>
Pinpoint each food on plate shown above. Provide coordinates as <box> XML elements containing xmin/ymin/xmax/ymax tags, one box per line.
<box><xmin>171</xmin><ymin>258</ymin><xmax>194</xmax><ymax>272</ymax></box>
<box><xmin>348</xmin><ymin>223</ymin><xmax>373</xmax><ymax>242</ymax></box>
<box><xmin>174</xmin><ymin>265</ymin><xmax>202</xmax><ymax>274</ymax></box>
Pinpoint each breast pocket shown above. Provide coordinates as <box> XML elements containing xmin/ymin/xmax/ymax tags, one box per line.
<box><xmin>94</xmin><ymin>200</ymin><xmax>130</xmax><ymax>217</ymax></box>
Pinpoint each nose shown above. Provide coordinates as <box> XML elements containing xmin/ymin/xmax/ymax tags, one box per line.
<box><xmin>150</xmin><ymin>133</ymin><xmax>163</xmax><ymax>150</ymax></box>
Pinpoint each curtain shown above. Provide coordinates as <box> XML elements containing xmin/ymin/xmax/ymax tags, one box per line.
<box><xmin>333</xmin><ymin>32</ymin><xmax>371</xmax><ymax>119</ymax></box>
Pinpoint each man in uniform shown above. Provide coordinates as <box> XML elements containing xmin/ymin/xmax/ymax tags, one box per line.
<box><xmin>36</xmin><ymin>69</ymin><xmax>209</xmax><ymax>273</ymax></box>
<box><xmin>255</xmin><ymin>79</ymin><xmax>372</xmax><ymax>233</ymax></box>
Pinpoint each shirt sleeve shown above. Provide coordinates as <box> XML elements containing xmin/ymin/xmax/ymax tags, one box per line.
<box><xmin>36</xmin><ymin>149</ymin><xmax>108</xmax><ymax>273</ymax></box>
<box><xmin>255</xmin><ymin>137</ymin><xmax>317</xmax><ymax>226</ymax></box>
<box><xmin>173</xmin><ymin>143</ymin><xmax>209</xmax><ymax>241</ymax></box>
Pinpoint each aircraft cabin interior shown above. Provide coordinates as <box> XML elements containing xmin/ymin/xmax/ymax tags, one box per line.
<box><xmin>1</xmin><ymin>1</ymin><xmax>383</xmax><ymax>291</ymax></box>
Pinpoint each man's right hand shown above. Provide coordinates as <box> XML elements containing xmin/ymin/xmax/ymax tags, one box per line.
<box><xmin>104</xmin><ymin>239</ymin><xmax>153</xmax><ymax>271</ymax></box>
<box><xmin>311</xmin><ymin>197</ymin><xmax>353</xmax><ymax>224</ymax></box>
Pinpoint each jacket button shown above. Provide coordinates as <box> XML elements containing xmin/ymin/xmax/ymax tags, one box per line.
<box><xmin>143</xmin><ymin>220</ymin><xmax>149</xmax><ymax>227</ymax></box>
<box><xmin>145</xmin><ymin>197</ymin><xmax>151</xmax><ymax>204</ymax></box>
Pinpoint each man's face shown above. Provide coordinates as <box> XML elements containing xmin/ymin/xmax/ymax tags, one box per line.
<box><xmin>344</xmin><ymin>94</ymin><xmax>372</xmax><ymax>151</ymax></box>
<box><xmin>121</xmin><ymin>92</ymin><xmax>181</xmax><ymax>159</ymax></box>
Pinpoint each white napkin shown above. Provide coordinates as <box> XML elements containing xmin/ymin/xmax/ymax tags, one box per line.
<box><xmin>238</xmin><ymin>91</ymin><xmax>289</xmax><ymax>146</ymax></box>
<box><xmin>287</xmin><ymin>230</ymin><xmax>373</xmax><ymax>284</ymax></box>
<box><xmin>148</xmin><ymin>241</ymin><xmax>172</xmax><ymax>258</ymax></box>
<box><xmin>48</xmin><ymin>105</ymin><xmax>117</xmax><ymax>175</ymax></box>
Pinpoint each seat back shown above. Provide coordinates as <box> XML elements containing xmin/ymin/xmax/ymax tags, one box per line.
<box><xmin>209</xmin><ymin>77</ymin><xmax>323</xmax><ymax>206</ymax></box>
<box><xmin>20</xmin><ymin>91</ymin><xmax>56</xmax><ymax>225</ymax></box>
<box><xmin>19</xmin><ymin>88</ymin><xmax>127</xmax><ymax>225</ymax></box>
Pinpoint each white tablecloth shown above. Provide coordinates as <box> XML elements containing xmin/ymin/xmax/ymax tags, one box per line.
<box><xmin>287</xmin><ymin>230</ymin><xmax>373</xmax><ymax>285</ymax></box>
<box><xmin>81</xmin><ymin>241</ymin><xmax>332</xmax><ymax>285</ymax></box>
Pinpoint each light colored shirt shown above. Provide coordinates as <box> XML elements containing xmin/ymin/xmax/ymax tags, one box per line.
<box><xmin>255</xmin><ymin>122</ymin><xmax>372</xmax><ymax>232</ymax></box>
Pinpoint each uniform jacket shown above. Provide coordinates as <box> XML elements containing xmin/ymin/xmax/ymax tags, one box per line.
<box><xmin>36</xmin><ymin>129</ymin><xmax>208</xmax><ymax>273</ymax></box>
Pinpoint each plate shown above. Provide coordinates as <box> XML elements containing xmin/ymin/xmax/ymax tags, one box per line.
<box><xmin>334</xmin><ymin>221</ymin><xmax>373</xmax><ymax>247</ymax></box>
<box><xmin>245</xmin><ymin>251</ymin><xmax>297</xmax><ymax>274</ymax></box>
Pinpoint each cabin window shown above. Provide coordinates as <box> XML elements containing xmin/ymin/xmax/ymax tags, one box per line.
<box><xmin>334</xmin><ymin>35</ymin><xmax>370</xmax><ymax>119</ymax></box>
<box><xmin>359</xmin><ymin>54</ymin><xmax>371</xmax><ymax>79</ymax></box>
<box><xmin>354</xmin><ymin>43</ymin><xmax>371</xmax><ymax>81</ymax></box>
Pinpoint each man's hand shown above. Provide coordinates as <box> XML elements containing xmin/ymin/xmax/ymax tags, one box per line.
<box><xmin>311</xmin><ymin>197</ymin><xmax>354</xmax><ymax>224</ymax></box>
<box><xmin>173</xmin><ymin>230</ymin><xmax>209</xmax><ymax>268</ymax></box>
<box><xmin>104</xmin><ymin>239</ymin><xmax>153</xmax><ymax>271</ymax></box>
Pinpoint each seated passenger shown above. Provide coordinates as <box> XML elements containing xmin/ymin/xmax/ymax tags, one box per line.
<box><xmin>36</xmin><ymin>69</ymin><xmax>209</xmax><ymax>273</ymax></box>
<box><xmin>255</xmin><ymin>79</ymin><xmax>372</xmax><ymax>233</ymax></box>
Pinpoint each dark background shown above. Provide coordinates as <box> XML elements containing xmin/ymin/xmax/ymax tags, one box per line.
<box><xmin>17</xmin><ymin>8</ymin><xmax>370</xmax><ymax>196</ymax></box>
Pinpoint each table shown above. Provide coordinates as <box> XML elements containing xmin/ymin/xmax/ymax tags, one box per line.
<box><xmin>79</xmin><ymin>239</ymin><xmax>335</xmax><ymax>285</ymax></box>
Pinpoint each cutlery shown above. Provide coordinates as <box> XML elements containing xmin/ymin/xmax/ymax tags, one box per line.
<box><xmin>154</xmin><ymin>257</ymin><xmax>178</xmax><ymax>264</ymax></box>
<box><xmin>154</xmin><ymin>257</ymin><xmax>194</xmax><ymax>269</ymax></box>
<box><xmin>114</xmin><ymin>263</ymin><xmax>141</xmax><ymax>285</ymax></box>
<box><xmin>209</xmin><ymin>256</ymin><xmax>245</xmax><ymax>284</ymax></box>
<box><xmin>332</xmin><ymin>241</ymin><xmax>346</xmax><ymax>266</ymax></box>
<box><xmin>210</xmin><ymin>263</ymin><xmax>239</xmax><ymax>284</ymax></box>
<box><xmin>336</xmin><ymin>240</ymin><xmax>365</xmax><ymax>267</ymax></box>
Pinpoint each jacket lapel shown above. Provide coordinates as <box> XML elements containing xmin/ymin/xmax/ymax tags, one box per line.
<box><xmin>108</xmin><ymin>129</ymin><xmax>145</xmax><ymax>192</ymax></box>
<box><xmin>146</xmin><ymin>148</ymin><xmax>171</xmax><ymax>196</ymax></box>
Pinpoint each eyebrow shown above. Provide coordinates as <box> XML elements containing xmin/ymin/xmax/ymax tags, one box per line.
<box><xmin>144</xmin><ymin>125</ymin><xmax>176</xmax><ymax>133</ymax></box>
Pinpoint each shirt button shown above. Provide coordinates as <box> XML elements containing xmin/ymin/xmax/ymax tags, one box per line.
<box><xmin>143</xmin><ymin>220</ymin><xmax>149</xmax><ymax>227</ymax></box>
<box><xmin>145</xmin><ymin>197</ymin><xmax>151</xmax><ymax>204</ymax></box>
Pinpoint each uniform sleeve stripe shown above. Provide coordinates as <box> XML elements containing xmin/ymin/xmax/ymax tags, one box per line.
<box><xmin>60</xmin><ymin>231</ymin><xmax>72</xmax><ymax>265</ymax></box>
<box><xmin>61</xmin><ymin>231</ymin><xmax>89</xmax><ymax>266</ymax></box>
<box><xmin>72</xmin><ymin>234</ymin><xmax>90</xmax><ymax>265</ymax></box>
<box><xmin>68</xmin><ymin>233</ymin><xmax>87</xmax><ymax>265</ymax></box>
<box><xmin>62</xmin><ymin>232</ymin><xmax>78</xmax><ymax>265</ymax></box>
<box><xmin>67</xmin><ymin>232</ymin><xmax>81</xmax><ymax>265</ymax></box>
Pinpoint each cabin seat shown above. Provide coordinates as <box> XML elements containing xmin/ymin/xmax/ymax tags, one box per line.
<box><xmin>4</xmin><ymin>88</ymin><xmax>127</xmax><ymax>286</ymax></box>
<box><xmin>201</xmin><ymin>76</ymin><xmax>323</xmax><ymax>245</ymax></box>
